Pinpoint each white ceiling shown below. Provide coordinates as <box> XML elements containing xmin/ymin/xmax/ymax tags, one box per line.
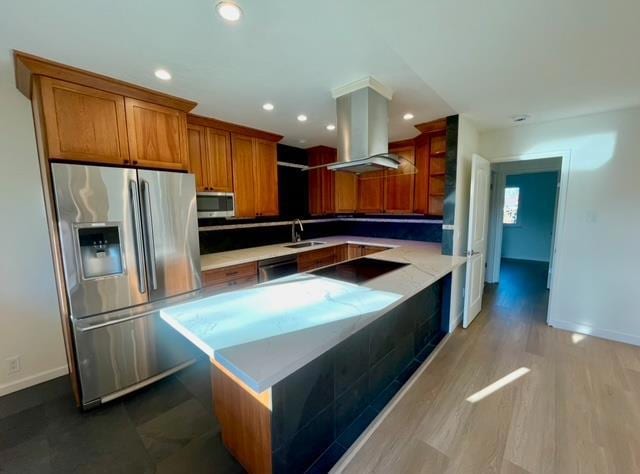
<box><xmin>2</xmin><ymin>0</ymin><xmax>640</xmax><ymax>148</ymax></box>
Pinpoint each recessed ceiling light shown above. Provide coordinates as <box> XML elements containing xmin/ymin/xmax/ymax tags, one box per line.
<box><xmin>262</xmin><ymin>103</ymin><xmax>274</xmax><ymax>111</ymax></box>
<box><xmin>326</xmin><ymin>124</ymin><xmax>336</xmax><ymax>131</ymax></box>
<box><xmin>403</xmin><ymin>113</ymin><xmax>414</xmax><ymax>121</ymax></box>
<box><xmin>511</xmin><ymin>114</ymin><xmax>531</xmax><ymax>123</ymax></box>
<box><xmin>299</xmin><ymin>139</ymin><xmax>307</xmax><ymax>144</ymax></box>
<box><xmin>297</xmin><ymin>114</ymin><xmax>308</xmax><ymax>122</ymax></box>
<box><xmin>216</xmin><ymin>2</ymin><xmax>242</xmax><ymax>21</ymax></box>
<box><xmin>154</xmin><ymin>69</ymin><xmax>172</xmax><ymax>81</ymax></box>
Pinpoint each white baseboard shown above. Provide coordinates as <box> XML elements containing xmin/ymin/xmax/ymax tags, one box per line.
<box><xmin>548</xmin><ymin>318</ymin><xmax>640</xmax><ymax>347</ymax></box>
<box><xmin>0</xmin><ymin>365</ymin><xmax>69</xmax><ymax>397</ymax></box>
<box><xmin>450</xmin><ymin>310</ymin><xmax>463</xmax><ymax>332</ymax></box>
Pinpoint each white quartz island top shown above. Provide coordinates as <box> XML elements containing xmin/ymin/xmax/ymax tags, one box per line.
<box><xmin>162</xmin><ymin>237</ymin><xmax>466</xmax><ymax>392</ymax></box>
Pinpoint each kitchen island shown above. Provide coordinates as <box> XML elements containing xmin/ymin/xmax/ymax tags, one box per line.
<box><xmin>161</xmin><ymin>237</ymin><xmax>465</xmax><ymax>473</ymax></box>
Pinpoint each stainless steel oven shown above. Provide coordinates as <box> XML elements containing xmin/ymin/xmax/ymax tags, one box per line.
<box><xmin>196</xmin><ymin>192</ymin><xmax>235</xmax><ymax>218</ymax></box>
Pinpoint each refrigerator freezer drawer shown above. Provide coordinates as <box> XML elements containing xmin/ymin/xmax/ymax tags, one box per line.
<box><xmin>73</xmin><ymin>311</ymin><xmax>200</xmax><ymax>406</ymax></box>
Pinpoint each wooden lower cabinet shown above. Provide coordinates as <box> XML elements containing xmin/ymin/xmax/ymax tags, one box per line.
<box><xmin>347</xmin><ymin>244</ymin><xmax>388</xmax><ymax>259</ymax></box>
<box><xmin>202</xmin><ymin>262</ymin><xmax>258</xmax><ymax>293</ymax></box>
<box><xmin>297</xmin><ymin>246</ymin><xmax>338</xmax><ymax>272</ymax></box>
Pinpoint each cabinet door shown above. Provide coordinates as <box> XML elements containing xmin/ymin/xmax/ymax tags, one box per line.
<box><xmin>357</xmin><ymin>172</ymin><xmax>384</xmax><ymax>213</ymax></box>
<box><xmin>205</xmin><ymin>128</ymin><xmax>233</xmax><ymax>192</ymax></box>
<box><xmin>335</xmin><ymin>172</ymin><xmax>358</xmax><ymax>213</ymax></box>
<box><xmin>413</xmin><ymin>138</ymin><xmax>429</xmax><ymax>214</ymax></box>
<box><xmin>39</xmin><ymin>77</ymin><xmax>129</xmax><ymax>164</ymax></box>
<box><xmin>254</xmin><ymin>139</ymin><xmax>279</xmax><ymax>216</ymax></box>
<box><xmin>125</xmin><ymin>98</ymin><xmax>188</xmax><ymax>170</ymax></box>
<box><xmin>187</xmin><ymin>124</ymin><xmax>208</xmax><ymax>192</ymax></box>
<box><xmin>384</xmin><ymin>146</ymin><xmax>415</xmax><ymax>213</ymax></box>
<box><xmin>231</xmin><ymin>134</ymin><xmax>256</xmax><ymax>217</ymax></box>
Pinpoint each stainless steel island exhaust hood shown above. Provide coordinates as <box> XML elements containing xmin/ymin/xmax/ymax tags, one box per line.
<box><xmin>327</xmin><ymin>77</ymin><xmax>400</xmax><ymax>174</ymax></box>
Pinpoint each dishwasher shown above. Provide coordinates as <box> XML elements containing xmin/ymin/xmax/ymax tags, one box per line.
<box><xmin>258</xmin><ymin>255</ymin><xmax>299</xmax><ymax>282</ymax></box>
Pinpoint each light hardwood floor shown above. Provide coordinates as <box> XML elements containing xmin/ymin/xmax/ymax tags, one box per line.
<box><xmin>339</xmin><ymin>260</ymin><xmax>640</xmax><ymax>474</ymax></box>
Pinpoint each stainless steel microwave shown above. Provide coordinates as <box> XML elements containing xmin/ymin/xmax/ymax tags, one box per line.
<box><xmin>196</xmin><ymin>192</ymin><xmax>235</xmax><ymax>218</ymax></box>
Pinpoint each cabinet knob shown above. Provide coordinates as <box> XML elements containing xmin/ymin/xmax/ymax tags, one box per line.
<box><xmin>124</xmin><ymin>159</ymin><xmax>130</xmax><ymax>164</ymax></box>
<box><xmin>133</xmin><ymin>160</ymin><xmax>138</xmax><ymax>165</ymax></box>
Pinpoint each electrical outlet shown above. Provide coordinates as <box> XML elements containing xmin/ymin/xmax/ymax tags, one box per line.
<box><xmin>6</xmin><ymin>355</ymin><xmax>21</xmax><ymax>375</ymax></box>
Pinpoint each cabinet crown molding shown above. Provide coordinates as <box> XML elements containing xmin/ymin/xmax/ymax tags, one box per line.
<box><xmin>188</xmin><ymin>114</ymin><xmax>283</xmax><ymax>143</ymax></box>
<box><xmin>14</xmin><ymin>50</ymin><xmax>197</xmax><ymax>112</ymax></box>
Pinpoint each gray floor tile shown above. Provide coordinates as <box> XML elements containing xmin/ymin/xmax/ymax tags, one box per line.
<box><xmin>0</xmin><ymin>435</ymin><xmax>51</xmax><ymax>474</ymax></box>
<box><xmin>154</xmin><ymin>432</ymin><xmax>244</xmax><ymax>474</ymax></box>
<box><xmin>136</xmin><ymin>398</ymin><xmax>216</xmax><ymax>463</ymax></box>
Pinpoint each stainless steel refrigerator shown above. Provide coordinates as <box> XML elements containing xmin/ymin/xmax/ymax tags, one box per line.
<box><xmin>51</xmin><ymin>163</ymin><xmax>202</xmax><ymax>409</ymax></box>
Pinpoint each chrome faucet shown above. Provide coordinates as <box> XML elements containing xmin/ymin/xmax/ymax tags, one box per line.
<box><xmin>291</xmin><ymin>219</ymin><xmax>304</xmax><ymax>242</ymax></box>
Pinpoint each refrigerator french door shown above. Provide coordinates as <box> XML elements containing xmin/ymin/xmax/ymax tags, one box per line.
<box><xmin>51</xmin><ymin>163</ymin><xmax>202</xmax><ymax>408</ymax></box>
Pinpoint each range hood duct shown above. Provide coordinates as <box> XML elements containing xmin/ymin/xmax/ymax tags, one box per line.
<box><xmin>327</xmin><ymin>78</ymin><xmax>399</xmax><ymax>174</ymax></box>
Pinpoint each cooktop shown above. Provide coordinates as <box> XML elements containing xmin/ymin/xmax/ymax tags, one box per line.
<box><xmin>311</xmin><ymin>257</ymin><xmax>409</xmax><ymax>284</ymax></box>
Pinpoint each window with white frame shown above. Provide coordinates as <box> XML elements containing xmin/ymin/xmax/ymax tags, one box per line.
<box><xmin>503</xmin><ymin>186</ymin><xmax>520</xmax><ymax>225</ymax></box>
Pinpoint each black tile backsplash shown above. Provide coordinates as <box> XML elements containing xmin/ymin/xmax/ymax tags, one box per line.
<box><xmin>199</xmin><ymin>218</ymin><xmax>442</xmax><ymax>254</ymax></box>
<box><xmin>270</xmin><ymin>277</ymin><xmax>448</xmax><ymax>473</ymax></box>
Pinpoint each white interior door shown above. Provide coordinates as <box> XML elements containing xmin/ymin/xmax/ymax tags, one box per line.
<box><xmin>463</xmin><ymin>154</ymin><xmax>491</xmax><ymax>328</ymax></box>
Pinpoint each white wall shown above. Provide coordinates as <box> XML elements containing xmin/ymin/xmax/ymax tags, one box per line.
<box><xmin>480</xmin><ymin>106</ymin><xmax>640</xmax><ymax>346</ymax></box>
<box><xmin>0</xmin><ymin>50</ymin><xmax>68</xmax><ymax>396</ymax></box>
<box><xmin>449</xmin><ymin>115</ymin><xmax>479</xmax><ymax>330</ymax></box>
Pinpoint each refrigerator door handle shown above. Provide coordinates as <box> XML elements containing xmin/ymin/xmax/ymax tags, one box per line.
<box><xmin>129</xmin><ymin>180</ymin><xmax>146</xmax><ymax>294</ymax></box>
<box><xmin>141</xmin><ymin>179</ymin><xmax>158</xmax><ymax>290</ymax></box>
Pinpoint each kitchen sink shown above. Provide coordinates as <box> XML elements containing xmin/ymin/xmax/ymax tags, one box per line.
<box><xmin>285</xmin><ymin>241</ymin><xmax>326</xmax><ymax>249</ymax></box>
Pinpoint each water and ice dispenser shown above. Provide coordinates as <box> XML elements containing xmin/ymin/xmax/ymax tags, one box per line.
<box><xmin>76</xmin><ymin>224</ymin><xmax>124</xmax><ymax>279</ymax></box>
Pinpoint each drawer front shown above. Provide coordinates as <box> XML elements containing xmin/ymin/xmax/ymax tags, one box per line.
<box><xmin>207</xmin><ymin>275</ymin><xmax>258</xmax><ymax>293</ymax></box>
<box><xmin>203</xmin><ymin>261</ymin><xmax>258</xmax><ymax>286</ymax></box>
<box><xmin>297</xmin><ymin>247</ymin><xmax>338</xmax><ymax>272</ymax></box>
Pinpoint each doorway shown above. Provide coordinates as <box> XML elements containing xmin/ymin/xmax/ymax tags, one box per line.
<box><xmin>485</xmin><ymin>155</ymin><xmax>566</xmax><ymax>324</ymax></box>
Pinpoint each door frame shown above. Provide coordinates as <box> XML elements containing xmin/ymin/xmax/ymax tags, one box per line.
<box><xmin>484</xmin><ymin>150</ymin><xmax>571</xmax><ymax>325</ymax></box>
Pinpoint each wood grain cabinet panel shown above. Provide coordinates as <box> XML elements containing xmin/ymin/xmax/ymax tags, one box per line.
<box><xmin>39</xmin><ymin>77</ymin><xmax>129</xmax><ymax>164</ymax></box>
<box><xmin>358</xmin><ymin>171</ymin><xmax>384</xmax><ymax>213</ymax></box>
<box><xmin>231</xmin><ymin>134</ymin><xmax>257</xmax><ymax>218</ymax></box>
<box><xmin>125</xmin><ymin>98</ymin><xmax>188</xmax><ymax>170</ymax></box>
<box><xmin>335</xmin><ymin>171</ymin><xmax>358</xmax><ymax>213</ymax></box>
<box><xmin>231</xmin><ymin>135</ymin><xmax>279</xmax><ymax>218</ymax></box>
<box><xmin>297</xmin><ymin>246</ymin><xmax>338</xmax><ymax>272</ymax></box>
<box><xmin>384</xmin><ymin>146</ymin><xmax>415</xmax><ymax>213</ymax></box>
<box><xmin>187</xmin><ymin>124</ymin><xmax>208</xmax><ymax>192</ymax></box>
<box><xmin>413</xmin><ymin>137</ymin><xmax>430</xmax><ymax>214</ymax></box>
<box><xmin>205</xmin><ymin>128</ymin><xmax>233</xmax><ymax>192</ymax></box>
<box><xmin>254</xmin><ymin>139</ymin><xmax>279</xmax><ymax>216</ymax></box>
<box><xmin>203</xmin><ymin>262</ymin><xmax>258</xmax><ymax>294</ymax></box>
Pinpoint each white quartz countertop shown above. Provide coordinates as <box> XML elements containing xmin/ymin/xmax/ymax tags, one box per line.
<box><xmin>162</xmin><ymin>237</ymin><xmax>466</xmax><ymax>392</ymax></box>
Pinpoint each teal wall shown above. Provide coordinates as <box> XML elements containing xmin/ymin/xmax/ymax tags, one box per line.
<box><xmin>502</xmin><ymin>171</ymin><xmax>558</xmax><ymax>262</ymax></box>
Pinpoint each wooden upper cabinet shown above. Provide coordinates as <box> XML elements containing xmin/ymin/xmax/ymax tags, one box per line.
<box><xmin>384</xmin><ymin>146</ymin><xmax>415</xmax><ymax>213</ymax></box>
<box><xmin>187</xmin><ymin>124</ymin><xmax>208</xmax><ymax>192</ymax></box>
<box><xmin>39</xmin><ymin>77</ymin><xmax>129</xmax><ymax>164</ymax></box>
<box><xmin>205</xmin><ymin>128</ymin><xmax>232</xmax><ymax>192</ymax></box>
<box><xmin>335</xmin><ymin>171</ymin><xmax>358</xmax><ymax>213</ymax></box>
<box><xmin>231</xmin><ymin>135</ymin><xmax>279</xmax><ymax>218</ymax></box>
<box><xmin>413</xmin><ymin>136</ymin><xmax>430</xmax><ymax>214</ymax></box>
<box><xmin>254</xmin><ymin>139</ymin><xmax>278</xmax><ymax>216</ymax></box>
<box><xmin>125</xmin><ymin>98</ymin><xmax>188</xmax><ymax>170</ymax></box>
<box><xmin>358</xmin><ymin>171</ymin><xmax>384</xmax><ymax>213</ymax></box>
<box><xmin>231</xmin><ymin>134</ymin><xmax>256</xmax><ymax>218</ymax></box>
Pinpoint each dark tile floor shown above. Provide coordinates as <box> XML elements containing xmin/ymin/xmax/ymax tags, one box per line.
<box><xmin>0</xmin><ymin>359</ymin><xmax>244</xmax><ymax>474</ymax></box>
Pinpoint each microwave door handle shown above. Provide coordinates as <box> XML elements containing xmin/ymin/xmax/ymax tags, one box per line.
<box><xmin>141</xmin><ymin>180</ymin><xmax>158</xmax><ymax>291</ymax></box>
<box><xmin>129</xmin><ymin>180</ymin><xmax>146</xmax><ymax>294</ymax></box>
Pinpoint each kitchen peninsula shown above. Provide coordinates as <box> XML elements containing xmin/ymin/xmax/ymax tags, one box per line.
<box><xmin>161</xmin><ymin>237</ymin><xmax>465</xmax><ymax>473</ymax></box>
